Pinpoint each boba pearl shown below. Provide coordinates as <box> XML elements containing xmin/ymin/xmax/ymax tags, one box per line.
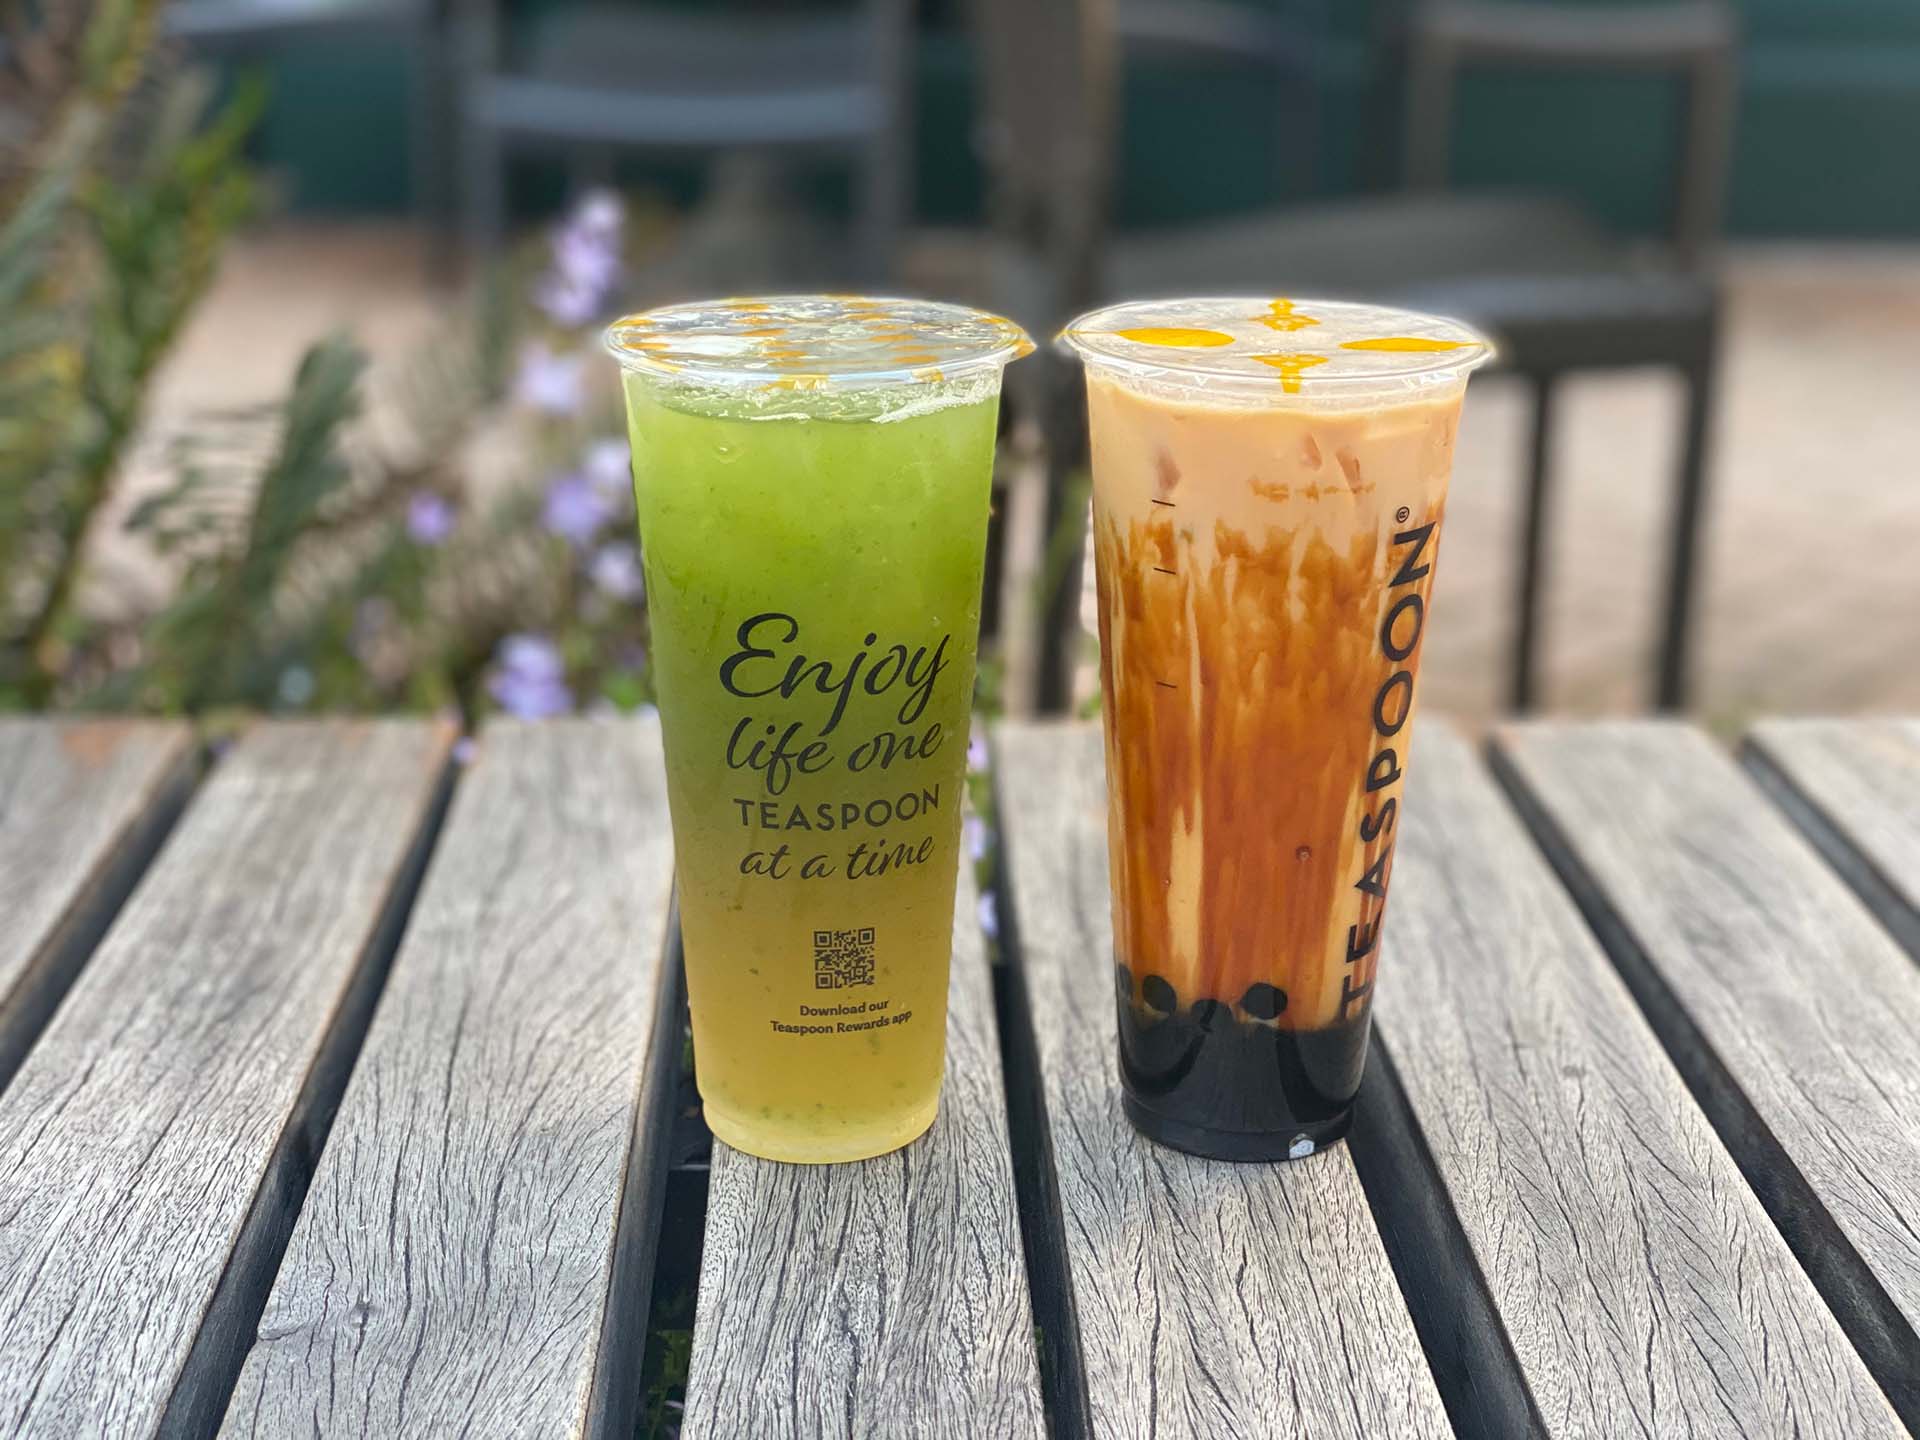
<box><xmin>1240</xmin><ymin>982</ymin><xmax>1288</xmax><ymax>1020</ymax></box>
<box><xmin>1141</xmin><ymin>974</ymin><xmax>1178</xmax><ymax>1014</ymax></box>
<box><xmin>1189</xmin><ymin>998</ymin><xmax>1227</xmax><ymax>1031</ymax></box>
<box><xmin>1114</xmin><ymin>964</ymin><xmax>1133</xmax><ymax>1004</ymax></box>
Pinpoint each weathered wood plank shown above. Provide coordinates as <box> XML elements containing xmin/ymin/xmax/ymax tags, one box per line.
<box><xmin>219</xmin><ymin>719</ymin><xmax>680</xmax><ymax>1439</ymax></box>
<box><xmin>1495</xmin><ymin>721</ymin><xmax>1920</xmax><ymax>1427</ymax></box>
<box><xmin>993</xmin><ymin>722</ymin><xmax>1450</xmax><ymax>1440</ymax></box>
<box><xmin>1743</xmin><ymin>718</ymin><xmax>1920</xmax><ymax>961</ymax></box>
<box><xmin>0</xmin><ymin>718</ymin><xmax>197</xmax><ymax>1089</ymax></box>
<box><xmin>0</xmin><ymin>719</ymin><xmax>454</xmax><ymax>1438</ymax></box>
<box><xmin>1377</xmin><ymin>724</ymin><xmax>1900</xmax><ymax>1438</ymax></box>
<box><xmin>682</xmin><ymin>863</ymin><xmax>1046</xmax><ymax>1440</ymax></box>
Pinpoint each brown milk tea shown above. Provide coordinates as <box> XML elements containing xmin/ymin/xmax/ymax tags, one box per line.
<box><xmin>1063</xmin><ymin>298</ymin><xmax>1491</xmax><ymax>1160</ymax></box>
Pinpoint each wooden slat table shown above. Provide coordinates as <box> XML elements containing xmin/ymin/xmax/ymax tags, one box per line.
<box><xmin>0</xmin><ymin>720</ymin><xmax>197</xmax><ymax>1090</ymax></box>
<box><xmin>0</xmin><ymin>713</ymin><xmax>1917</xmax><ymax>1438</ymax></box>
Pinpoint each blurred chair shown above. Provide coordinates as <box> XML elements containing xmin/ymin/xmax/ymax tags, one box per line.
<box><xmin>972</xmin><ymin>0</ymin><xmax>1332</xmax><ymax>712</ymax></box>
<box><xmin>977</xmin><ymin>0</ymin><xmax>1738</xmax><ymax>713</ymax></box>
<box><xmin>454</xmin><ymin>0</ymin><xmax>912</xmax><ymax>280</ymax></box>
<box><xmin>1113</xmin><ymin>0</ymin><xmax>1329</xmax><ymax>199</ymax></box>
<box><xmin>167</xmin><ymin>0</ymin><xmax>458</xmax><ymax>270</ymax></box>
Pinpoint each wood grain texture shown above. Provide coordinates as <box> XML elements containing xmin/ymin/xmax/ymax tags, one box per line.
<box><xmin>993</xmin><ymin>722</ymin><xmax>1450</xmax><ymax>1440</ymax></box>
<box><xmin>0</xmin><ymin>718</ymin><xmax>197</xmax><ymax>1088</ymax></box>
<box><xmin>1381</xmin><ymin>724</ymin><xmax>1900</xmax><ymax>1438</ymax></box>
<box><xmin>1495</xmin><ymin>721</ymin><xmax>1920</xmax><ymax>1423</ymax></box>
<box><xmin>1744</xmin><ymin>718</ymin><xmax>1920</xmax><ymax>961</ymax></box>
<box><xmin>0</xmin><ymin>720</ymin><xmax>453</xmax><ymax>1438</ymax></box>
<box><xmin>682</xmin><ymin>863</ymin><xmax>1046</xmax><ymax>1440</ymax></box>
<box><xmin>219</xmin><ymin>719</ymin><xmax>680</xmax><ymax>1439</ymax></box>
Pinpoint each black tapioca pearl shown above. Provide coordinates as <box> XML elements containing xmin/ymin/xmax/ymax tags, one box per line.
<box><xmin>1240</xmin><ymin>983</ymin><xmax>1287</xmax><ymax>1020</ymax></box>
<box><xmin>1141</xmin><ymin>974</ymin><xmax>1178</xmax><ymax>1014</ymax></box>
<box><xmin>1189</xmin><ymin>998</ymin><xmax>1227</xmax><ymax>1032</ymax></box>
<box><xmin>1114</xmin><ymin>964</ymin><xmax>1134</xmax><ymax>1003</ymax></box>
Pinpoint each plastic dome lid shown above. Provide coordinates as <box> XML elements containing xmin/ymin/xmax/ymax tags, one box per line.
<box><xmin>1061</xmin><ymin>297</ymin><xmax>1494</xmax><ymax>402</ymax></box>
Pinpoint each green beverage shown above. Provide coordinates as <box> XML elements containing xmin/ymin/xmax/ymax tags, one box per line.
<box><xmin>606</xmin><ymin>297</ymin><xmax>1031</xmax><ymax>1163</ymax></box>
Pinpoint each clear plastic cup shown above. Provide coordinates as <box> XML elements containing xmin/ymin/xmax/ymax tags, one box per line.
<box><xmin>1061</xmin><ymin>297</ymin><xmax>1492</xmax><ymax>1161</ymax></box>
<box><xmin>606</xmin><ymin>296</ymin><xmax>1030</xmax><ymax>1163</ymax></box>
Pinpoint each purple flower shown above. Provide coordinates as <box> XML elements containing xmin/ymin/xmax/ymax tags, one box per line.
<box><xmin>499</xmin><ymin>633</ymin><xmax>564</xmax><ymax>682</ymax></box>
<box><xmin>534</xmin><ymin>190</ymin><xmax>624</xmax><ymax>329</ymax></box>
<box><xmin>554</xmin><ymin>226</ymin><xmax>621</xmax><ymax>293</ymax></box>
<box><xmin>406</xmin><ymin>491</ymin><xmax>456</xmax><ymax>546</ymax></box>
<box><xmin>488</xmin><ymin>633</ymin><xmax>573</xmax><ymax>719</ymax></box>
<box><xmin>966</xmin><ymin>734</ymin><xmax>990</xmax><ymax>774</ymax></box>
<box><xmin>963</xmin><ymin>814</ymin><xmax>991</xmax><ymax>862</ymax></box>
<box><xmin>583</xmin><ymin>438</ymin><xmax>632</xmax><ymax>501</ymax></box>
<box><xmin>515</xmin><ymin>342</ymin><xmax>584</xmax><ymax>415</ymax></box>
<box><xmin>492</xmin><ymin>673</ymin><xmax>573</xmax><ymax>720</ymax></box>
<box><xmin>533</xmin><ymin>272</ymin><xmax>605</xmax><ymax>331</ymax></box>
<box><xmin>542</xmin><ymin>471</ymin><xmax>614</xmax><ymax>547</ymax></box>
<box><xmin>977</xmin><ymin>890</ymin><xmax>1000</xmax><ymax>939</ymax></box>
<box><xmin>573</xmin><ymin>188</ymin><xmax>622</xmax><ymax>239</ymax></box>
<box><xmin>590</xmin><ymin>542</ymin><xmax>645</xmax><ymax>600</ymax></box>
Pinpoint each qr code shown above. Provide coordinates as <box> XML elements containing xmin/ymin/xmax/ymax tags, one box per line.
<box><xmin>813</xmin><ymin>928</ymin><xmax>877</xmax><ymax>988</ymax></box>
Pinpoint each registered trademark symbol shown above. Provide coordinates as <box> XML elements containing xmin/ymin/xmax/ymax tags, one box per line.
<box><xmin>1394</xmin><ymin>506</ymin><xmax>1410</xmax><ymax>523</ymax></box>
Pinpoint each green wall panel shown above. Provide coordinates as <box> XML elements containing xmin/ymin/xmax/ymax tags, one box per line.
<box><xmin>219</xmin><ymin>0</ymin><xmax>1920</xmax><ymax>238</ymax></box>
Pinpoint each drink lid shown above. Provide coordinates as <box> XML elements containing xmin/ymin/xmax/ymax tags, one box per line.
<box><xmin>604</xmin><ymin>295</ymin><xmax>1034</xmax><ymax>392</ymax></box>
<box><xmin>1060</xmin><ymin>297</ymin><xmax>1493</xmax><ymax>403</ymax></box>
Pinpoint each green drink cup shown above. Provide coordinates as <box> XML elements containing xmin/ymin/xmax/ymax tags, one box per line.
<box><xmin>605</xmin><ymin>296</ymin><xmax>1031</xmax><ymax>1163</ymax></box>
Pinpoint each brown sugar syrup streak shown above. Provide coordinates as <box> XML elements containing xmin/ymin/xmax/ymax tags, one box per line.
<box><xmin>1090</xmin><ymin>377</ymin><xmax>1459</xmax><ymax>1035</ymax></box>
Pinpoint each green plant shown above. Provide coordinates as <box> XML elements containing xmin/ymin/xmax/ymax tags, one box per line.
<box><xmin>55</xmin><ymin>188</ymin><xmax>668</xmax><ymax>723</ymax></box>
<box><xmin>1</xmin><ymin>0</ymin><xmax>261</xmax><ymax>705</ymax></box>
<box><xmin>1</xmin><ymin>20</ymin><xmax>1083</xmax><ymax>732</ymax></box>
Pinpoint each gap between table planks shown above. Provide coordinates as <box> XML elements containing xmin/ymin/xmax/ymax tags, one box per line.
<box><xmin>0</xmin><ymin>720</ymin><xmax>454</xmax><ymax>1438</ymax></box>
<box><xmin>1495</xmin><ymin>720</ymin><xmax>1920</xmax><ymax>1430</ymax></box>
<box><xmin>1742</xmin><ymin>718</ymin><xmax>1920</xmax><ymax>965</ymax></box>
<box><xmin>993</xmin><ymin>721</ymin><xmax>1452</xmax><ymax>1440</ymax></box>
<box><xmin>1374</xmin><ymin>723</ymin><xmax>1900</xmax><ymax>1439</ymax></box>
<box><xmin>682</xmin><ymin>863</ymin><xmax>1047</xmax><ymax>1440</ymax></box>
<box><xmin>0</xmin><ymin>719</ymin><xmax>199</xmax><ymax>1093</ymax></box>
<box><xmin>218</xmin><ymin>720</ymin><xmax>681</xmax><ymax>1440</ymax></box>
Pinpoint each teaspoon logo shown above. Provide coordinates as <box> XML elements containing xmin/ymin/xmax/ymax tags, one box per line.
<box><xmin>1338</xmin><ymin>519</ymin><xmax>1435</xmax><ymax>1022</ymax></box>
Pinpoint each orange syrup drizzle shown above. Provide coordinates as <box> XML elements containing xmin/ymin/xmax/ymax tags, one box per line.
<box><xmin>1250</xmin><ymin>353</ymin><xmax>1331</xmax><ymax>393</ymax></box>
<box><xmin>1253</xmin><ymin>298</ymin><xmax>1320</xmax><ymax>334</ymax></box>
<box><xmin>1109</xmin><ymin>327</ymin><xmax>1237</xmax><ymax>348</ymax></box>
<box><xmin>1340</xmin><ymin>336</ymin><xmax>1475</xmax><ymax>353</ymax></box>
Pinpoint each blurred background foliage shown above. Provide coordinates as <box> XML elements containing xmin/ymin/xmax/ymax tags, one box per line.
<box><xmin>2</xmin><ymin>0</ymin><xmax>258</xmax><ymax>705</ymax></box>
<box><xmin>7</xmin><ymin>0</ymin><xmax>1919</xmax><ymax>735</ymax></box>
<box><xmin>1</xmin><ymin>0</ymin><xmax>665</xmax><ymax>725</ymax></box>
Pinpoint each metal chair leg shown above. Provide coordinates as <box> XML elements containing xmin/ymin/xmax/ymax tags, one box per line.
<box><xmin>857</xmin><ymin>139</ymin><xmax>904</xmax><ymax>286</ymax></box>
<box><xmin>1034</xmin><ymin>498</ymin><xmax>1089</xmax><ymax>714</ymax></box>
<box><xmin>1511</xmin><ymin>372</ymin><xmax>1558</xmax><ymax>711</ymax></box>
<box><xmin>1657</xmin><ymin>325</ymin><xmax>1721</xmax><ymax>710</ymax></box>
<box><xmin>1035</xmin><ymin>356</ymin><xmax>1092</xmax><ymax>715</ymax></box>
<box><xmin>857</xmin><ymin>0</ymin><xmax>911</xmax><ymax>284</ymax></box>
<box><xmin>412</xmin><ymin>13</ymin><xmax>459</xmax><ymax>281</ymax></box>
